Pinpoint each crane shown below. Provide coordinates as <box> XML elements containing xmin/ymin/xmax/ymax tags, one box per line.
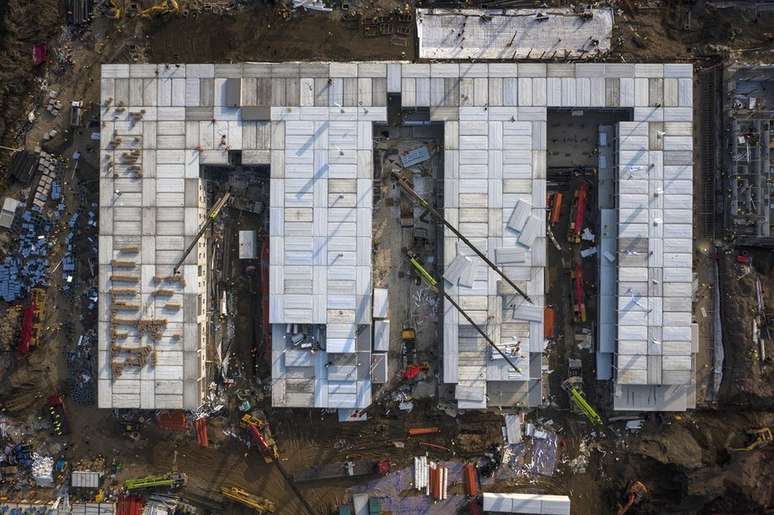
<box><xmin>392</xmin><ymin>171</ymin><xmax>533</xmax><ymax>304</ymax></box>
<box><xmin>561</xmin><ymin>378</ymin><xmax>603</xmax><ymax>426</ymax></box>
<box><xmin>173</xmin><ymin>191</ymin><xmax>231</xmax><ymax>275</ymax></box>
<box><xmin>240</xmin><ymin>414</ymin><xmax>315</xmax><ymax>515</ymax></box>
<box><xmin>221</xmin><ymin>486</ymin><xmax>275</xmax><ymax>513</ymax></box>
<box><xmin>408</xmin><ymin>254</ymin><xmax>521</xmax><ymax>375</ymax></box>
<box><xmin>139</xmin><ymin>0</ymin><xmax>180</xmax><ymax>17</ymax></box>
<box><xmin>124</xmin><ymin>472</ymin><xmax>187</xmax><ymax>491</ymax></box>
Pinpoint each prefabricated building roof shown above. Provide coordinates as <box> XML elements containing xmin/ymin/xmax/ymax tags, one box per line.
<box><xmin>417</xmin><ymin>8</ymin><xmax>613</xmax><ymax>60</ymax></box>
<box><xmin>98</xmin><ymin>64</ymin><xmax>218</xmax><ymax>410</ymax></box>
<box><xmin>264</xmin><ymin>62</ymin><xmax>388</xmax><ymax>409</ymax></box>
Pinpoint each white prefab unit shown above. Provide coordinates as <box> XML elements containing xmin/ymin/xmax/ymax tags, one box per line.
<box><xmin>238</xmin><ymin>230</ymin><xmax>257</xmax><ymax>259</ymax></box>
<box><xmin>482</xmin><ymin>493</ymin><xmax>571</xmax><ymax>515</ymax></box>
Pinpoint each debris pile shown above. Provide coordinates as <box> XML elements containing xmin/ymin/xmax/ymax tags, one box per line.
<box><xmin>30</xmin><ymin>453</ymin><xmax>54</xmax><ymax>487</ymax></box>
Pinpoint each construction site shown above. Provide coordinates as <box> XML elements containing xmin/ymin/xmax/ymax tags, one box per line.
<box><xmin>0</xmin><ymin>1</ymin><xmax>773</xmax><ymax>514</ymax></box>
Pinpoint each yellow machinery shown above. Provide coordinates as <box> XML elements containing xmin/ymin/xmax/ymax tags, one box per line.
<box><xmin>172</xmin><ymin>191</ymin><xmax>231</xmax><ymax>274</ymax></box>
<box><xmin>106</xmin><ymin>0</ymin><xmax>122</xmax><ymax>18</ymax></box>
<box><xmin>221</xmin><ymin>486</ymin><xmax>275</xmax><ymax>513</ymax></box>
<box><xmin>140</xmin><ymin>0</ymin><xmax>180</xmax><ymax>17</ymax></box>
<box><xmin>728</xmin><ymin>427</ymin><xmax>772</xmax><ymax>452</ymax></box>
<box><xmin>240</xmin><ymin>414</ymin><xmax>279</xmax><ymax>463</ymax></box>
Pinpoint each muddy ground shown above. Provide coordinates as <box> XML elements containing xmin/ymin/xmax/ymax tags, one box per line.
<box><xmin>0</xmin><ymin>1</ymin><xmax>774</xmax><ymax>514</ymax></box>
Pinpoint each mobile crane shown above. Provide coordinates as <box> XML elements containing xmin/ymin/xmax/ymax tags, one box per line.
<box><xmin>408</xmin><ymin>254</ymin><xmax>521</xmax><ymax>376</ymax></box>
<box><xmin>392</xmin><ymin>172</ymin><xmax>532</xmax><ymax>305</ymax></box>
<box><xmin>241</xmin><ymin>413</ymin><xmax>280</xmax><ymax>463</ymax></box>
<box><xmin>561</xmin><ymin>378</ymin><xmax>603</xmax><ymax>426</ymax></box>
<box><xmin>221</xmin><ymin>486</ymin><xmax>275</xmax><ymax>513</ymax></box>
<box><xmin>172</xmin><ymin>191</ymin><xmax>231</xmax><ymax>275</ymax></box>
<box><xmin>124</xmin><ymin>472</ymin><xmax>187</xmax><ymax>491</ymax></box>
<box><xmin>240</xmin><ymin>413</ymin><xmax>314</xmax><ymax>515</ymax></box>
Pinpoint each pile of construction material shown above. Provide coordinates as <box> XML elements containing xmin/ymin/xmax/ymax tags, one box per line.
<box><xmin>414</xmin><ymin>456</ymin><xmax>448</xmax><ymax>501</ymax></box>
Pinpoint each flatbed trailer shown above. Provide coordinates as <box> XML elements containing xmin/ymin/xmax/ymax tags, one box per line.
<box><xmin>293</xmin><ymin>460</ymin><xmax>388</xmax><ymax>483</ymax></box>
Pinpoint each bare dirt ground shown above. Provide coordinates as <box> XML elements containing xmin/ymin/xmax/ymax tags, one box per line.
<box><xmin>1</xmin><ymin>1</ymin><xmax>774</xmax><ymax>514</ymax></box>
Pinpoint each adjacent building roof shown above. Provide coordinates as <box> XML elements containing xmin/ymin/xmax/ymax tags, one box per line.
<box><xmin>417</xmin><ymin>8</ymin><xmax>613</xmax><ymax>60</ymax></box>
<box><xmin>609</xmin><ymin>65</ymin><xmax>696</xmax><ymax>411</ymax></box>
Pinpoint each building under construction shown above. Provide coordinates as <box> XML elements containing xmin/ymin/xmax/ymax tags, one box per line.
<box><xmin>721</xmin><ymin>64</ymin><xmax>774</xmax><ymax>247</ymax></box>
<box><xmin>97</xmin><ymin>53</ymin><xmax>697</xmax><ymax>414</ymax></box>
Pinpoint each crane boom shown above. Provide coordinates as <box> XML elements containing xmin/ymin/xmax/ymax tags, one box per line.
<box><xmin>392</xmin><ymin>172</ymin><xmax>532</xmax><ymax>304</ymax></box>
<box><xmin>408</xmin><ymin>255</ymin><xmax>520</xmax><ymax>375</ymax></box>
<box><xmin>561</xmin><ymin>379</ymin><xmax>603</xmax><ymax>426</ymax></box>
<box><xmin>173</xmin><ymin>191</ymin><xmax>231</xmax><ymax>275</ymax></box>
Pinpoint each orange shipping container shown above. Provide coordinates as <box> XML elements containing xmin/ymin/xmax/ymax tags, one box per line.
<box><xmin>550</xmin><ymin>192</ymin><xmax>563</xmax><ymax>226</ymax></box>
<box><xmin>463</xmin><ymin>463</ymin><xmax>479</xmax><ymax>497</ymax></box>
<box><xmin>544</xmin><ymin>306</ymin><xmax>555</xmax><ymax>339</ymax></box>
<box><xmin>408</xmin><ymin>427</ymin><xmax>441</xmax><ymax>436</ymax></box>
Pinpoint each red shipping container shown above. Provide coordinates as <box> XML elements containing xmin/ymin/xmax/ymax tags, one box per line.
<box><xmin>194</xmin><ymin>417</ymin><xmax>209</xmax><ymax>448</ymax></box>
<box><xmin>463</xmin><ymin>463</ymin><xmax>478</xmax><ymax>497</ymax></box>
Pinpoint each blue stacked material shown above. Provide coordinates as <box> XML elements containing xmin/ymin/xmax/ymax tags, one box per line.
<box><xmin>0</xmin><ymin>257</ymin><xmax>22</xmax><ymax>302</ymax></box>
<box><xmin>67</xmin><ymin>330</ymin><xmax>96</xmax><ymax>405</ymax></box>
<box><xmin>50</xmin><ymin>181</ymin><xmax>61</xmax><ymax>201</ymax></box>
<box><xmin>62</xmin><ymin>212</ymin><xmax>80</xmax><ymax>290</ymax></box>
<box><xmin>0</xmin><ymin>208</ymin><xmax>51</xmax><ymax>302</ymax></box>
<box><xmin>13</xmin><ymin>444</ymin><xmax>32</xmax><ymax>467</ymax></box>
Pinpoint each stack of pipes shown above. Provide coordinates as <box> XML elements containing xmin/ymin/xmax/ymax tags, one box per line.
<box><xmin>414</xmin><ymin>456</ymin><xmax>447</xmax><ymax>501</ymax></box>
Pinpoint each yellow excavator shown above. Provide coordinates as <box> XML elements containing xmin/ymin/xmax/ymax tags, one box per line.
<box><xmin>728</xmin><ymin>427</ymin><xmax>772</xmax><ymax>452</ymax></box>
<box><xmin>140</xmin><ymin>0</ymin><xmax>180</xmax><ymax>17</ymax></box>
<box><xmin>106</xmin><ymin>0</ymin><xmax>122</xmax><ymax>19</ymax></box>
<box><xmin>617</xmin><ymin>481</ymin><xmax>649</xmax><ymax>515</ymax></box>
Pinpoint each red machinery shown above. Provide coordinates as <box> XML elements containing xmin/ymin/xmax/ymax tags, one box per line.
<box><xmin>241</xmin><ymin>414</ymin><xmax>279</xmax><ymax>462</ymax></box>
<box><xmin>568</xmin><ymin>181</ymin><xmax>589</xmax><ymax>242</ymax></box>
<box><xmin>194</xmin><ymin>417</ymin><xmax>209</xmax><ymax>448</ymax></box>
<box><xmin>18</xmin><ymin>304</ymin><xmax>34</xmax><ymax>354</ymax></box>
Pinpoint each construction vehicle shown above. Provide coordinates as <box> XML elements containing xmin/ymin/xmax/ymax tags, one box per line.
<box><xmin>124</xmin><ymin>472</ymin><xmax>187</xmax><ymax>491</ymax></box>
<box><xmin>139</xmin><ymin>0</ymin><xmax>180</xmax><ymax>17</ymax></box>
<box><xmin>47</xmin><ymin>395</ymin><xmax>69</xmax><ymax>436</ymax></box>
<box><xmin>240</xmin><ymin>414</ymin><xmax>315</xmax><ymax>515</ymax></box>
<box><xmin>567</xmin><ymin>180</ymin><xmax>589</xmax><ymax>243</ymax></box>
<box><xmin>221</xmin><ymin>486</ymin><xmax>275</xmax><ymax>513</ymax></box>
<box><xmin>571</xmin><ymin>263</ymin><xmax>587</xmax><ymax>322</ymax></box>
<box><xmin>240</xmin><ymin>413</ymin><xmax>279</xmax><ymax>463</ymax></box>
<box><xmin>617</xmin><ymin>480</ymin><xmax>649</xmax><ymax>515</ymax></box>
<box><xmin>561</xmin><ymin>378</ymin><xmax>603</xmax><ymax>426</ymax></box>
<box><xmin>106</xmin><ymin>0</ymin><xmax>122</xmax><ymax>19</ymax></box>
<box><xmin>172</xmin><ymin>191</ymin><xmax>231</xmax><ymax>274</ymax></box>
<box><xmin>401</xmin><ymin>327</ymin><xmax>417</xmax><ymax>367</ymax></box>
<box><xmin>293</xmin><ymin>460</ymin><xmax>389</xmax><ymax>483</ymax></box>
<box><xmin>403</xmin><ymin>362</ymin><xmax>429</xmax><ymax>381</ymax></box>
<box><xmin>408</xmin><ymin>254</ymin><xmax>521</xmax><ymax>375</ymax></box>
<box><xmin>392</xmin><ymin>172</ymin><xmax>532</xmax><ymax>304</ymax></box>
<box><xmin>727</xmin><ymin>427</ymin><xmax>772</xmax><ymax>452</ymax></box>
